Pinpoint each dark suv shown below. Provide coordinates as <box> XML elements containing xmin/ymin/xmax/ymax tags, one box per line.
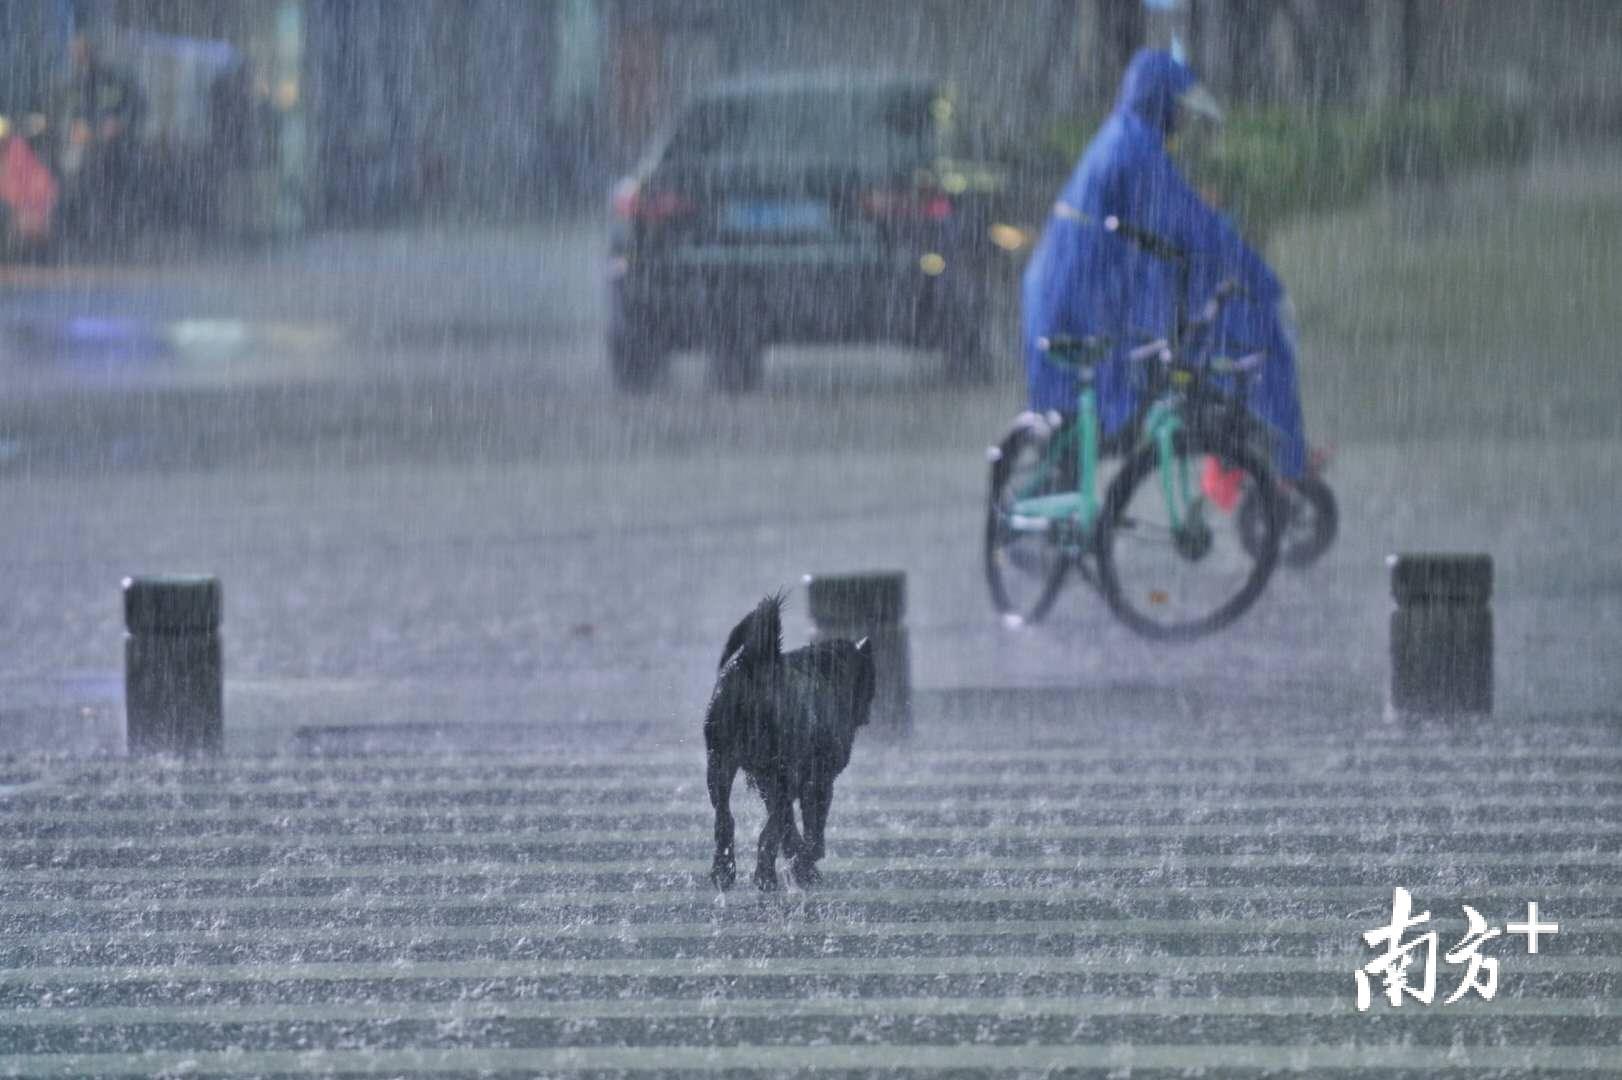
<box><xmin>607</xmin><ymin>73</ymin><xmax>1042</xmax><ymax>392</ymax></box>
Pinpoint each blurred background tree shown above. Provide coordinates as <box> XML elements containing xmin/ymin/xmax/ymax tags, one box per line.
<box><xmin>6</xmin><ymin>0</ymin><xmax>1616</xmax><ymax>234</ymax></box>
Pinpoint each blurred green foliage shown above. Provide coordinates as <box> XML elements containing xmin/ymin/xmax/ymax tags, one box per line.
<box><xmin>1044</xmin><ymin>95</ymin><xmax>1534</xmax><ymax>244</ymax></box>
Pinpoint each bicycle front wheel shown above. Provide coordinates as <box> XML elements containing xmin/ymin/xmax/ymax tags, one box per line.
<box><xmin>1097</xmin><ymin>430</ymin><xmax>1282</xmax><ymax>641</ymax></box>
<box><xmin>984</xmin><ymin>424</ymin><xmax>1070</xmax><ymax>627</ymax></box>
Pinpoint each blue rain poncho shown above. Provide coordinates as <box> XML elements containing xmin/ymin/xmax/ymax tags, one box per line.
<box><xmin>1021</xmin><ymin>48</ymin><xmax>1307</xmax><ymax>479</ymax></box>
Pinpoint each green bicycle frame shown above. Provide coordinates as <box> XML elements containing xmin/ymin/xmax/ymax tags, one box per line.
<box><xmin>1144</xmin><ymin>397</ymin><xmax>1192</xmax><ymax>534</ymax></box>
<box><xmin>1007</xmin><ymin>380</ymin><xmax>1192</xmax><ymax>540</ymax></box>
<box><xmin>1007</xmin><ymin>379</ymin><xmax>1102</xmax><ymax>534</ymax></box>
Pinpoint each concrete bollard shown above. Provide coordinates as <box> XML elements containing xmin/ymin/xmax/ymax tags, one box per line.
<box><xmin>123</xmin><ymin>575</ymin><xmax>224</xmax><ymax>756</ymax></box>
<box><xmin>1387</xmin><ymin>554</ymin><xmax>1493</xmax><ymax>719</ymax></box>
<box><xmin>803</xmin><ymin>571</ymin><xmax>912</xmax><ymax>738</ymax></box>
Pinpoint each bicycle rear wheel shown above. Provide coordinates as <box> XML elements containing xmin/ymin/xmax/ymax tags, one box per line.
<box><xmin>984</xmin><ymin>424</ymin><xmax>1070</xmax><ymax>627</ymax></box>
<box><xmin>1096</xmin><ymin>430</ymin><xmax>1282</xmax><ymax>641</ymax></box>
<box><xmin>1241</xmin><ymin>472</ymin><xmax>1338</xmax><ymax>569</ymax></box>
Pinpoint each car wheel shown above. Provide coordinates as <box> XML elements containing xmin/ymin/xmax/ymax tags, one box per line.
<box><xmin>941</xmin><ymin>302</ymin><xmax>1007</xmax><ymax>386</ymax></box>
<box><xmin>943</xmin><ymin>333</ymin><xmax>997</xmax><ymax>385</ymax></box>
<box><xmin>710</xmin><ymin>342</ymin><xmax>764</xmax><ymax>394</ymax></box>
<box><xmin>608</xmin><ymin>330</ymin><xmax>668</xmax><ymax>394</ymax></box>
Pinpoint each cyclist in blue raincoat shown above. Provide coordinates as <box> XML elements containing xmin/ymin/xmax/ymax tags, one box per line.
<box><xmin>1022</xmin><ymin>48</ymin><xmax>1308</xmax><ymax>480</ymax></box>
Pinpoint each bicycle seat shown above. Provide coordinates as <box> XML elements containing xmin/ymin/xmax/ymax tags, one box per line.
<box><xmin>1037</xmin><ymin>335</ymin><xmax>1110</xmax><ymax>367</ymax></box>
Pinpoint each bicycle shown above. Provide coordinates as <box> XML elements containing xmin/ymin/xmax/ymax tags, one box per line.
<box><xmin>1103</xmin><ymin>216</ymin><xmax>1338</xmax><ymax>574</ymax></box>
<box><xmin>984</xmin><ymin>217</ymin><xmax>1286</xmax><ymax>641</ymax></box>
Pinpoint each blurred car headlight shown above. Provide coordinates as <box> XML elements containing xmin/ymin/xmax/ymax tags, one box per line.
<box><xmin>989</xmin><ymin>223</ymin><xmax>1029</xmax><ymax>252</ymax></box>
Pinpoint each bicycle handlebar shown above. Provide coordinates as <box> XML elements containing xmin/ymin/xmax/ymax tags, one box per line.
<box><xmin>1128</xmin><ymin>331</ymin><xmax>1264</xmax><ymax>388</ymax></box>
<box><xmin>1105</xmin><ymin>217</ymin><xmax>1255</xmax><ymax>351</ymax></box>
<box><xmin>1051</xmin><ymin>218</ymin><xmax>1265</xmax><ymax>379</ymax></box>
<box><xmin>1104</xmin><ymin>216</ymin><xmax>1253</xmax><ymax>304</ymax></box>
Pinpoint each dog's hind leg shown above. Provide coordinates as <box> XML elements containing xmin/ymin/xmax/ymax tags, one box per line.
<box><xmin>780</xmin><ymin>806</ymin><xmax>806</xmax><ymax>859</ymax></box>
<box><xmin>791</xmin><ymin>780</ymin><xmax>832</xmax><ymax>887</ymax></box>
<box><xmin>753</xmin><ymin>780</ymin><xmax>794</xmax><ymax>891</ymax></box>
<box><xmin>706</xmin><ymin>754</ymin><xmax>738</xmax><ymax>890</ymax></box>
<box><xmin>801</xmin><ymin>780</ymin><xmax>831</xmax><ymax>862</ymax></box>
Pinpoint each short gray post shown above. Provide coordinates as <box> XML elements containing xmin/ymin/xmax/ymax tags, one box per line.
<box><xmin>803</xmin><ymin>571</ymin><xmax>912</xmax><ymax>738</ymax></box>
<box><xmin>123</xmin><ymin>575</ymin><xmax>224</xmax><ymax>756</ymax></box>
<box><xmin>1388</xmin><ymin>554</ymin><xmax>1492</xmax><ymax>718</ymax></box>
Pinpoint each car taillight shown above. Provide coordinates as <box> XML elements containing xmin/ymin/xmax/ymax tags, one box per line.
<box><xmin>611</xmin><ymin>179</ymin><xmax>695</xmax><ymax>224</ymax></box>
<box><xmin>860</xmin><ymin>187</ymin><xmax>953</xmax><ymax>222</ymax></box>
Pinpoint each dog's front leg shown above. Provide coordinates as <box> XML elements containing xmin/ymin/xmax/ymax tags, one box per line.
<box><xmin>792</xmin><ymin>780</ymin><xmax>832</xmax><ymax>886</ymax></box>
<box><xmin>707</xmin><ymin>755</ymin><xmax>738</xmax><ymax>890</ymax></box>
<box><xmin>753</xmin><ymin>781</ymin><xmax>793</xmax><ymax>891</ymax></box>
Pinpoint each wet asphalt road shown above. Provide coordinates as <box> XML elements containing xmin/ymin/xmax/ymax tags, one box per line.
<box><xmin>2</xmin><ymin>210</ymin><xmax>1621</xmax><ymax>1074</ymax></box>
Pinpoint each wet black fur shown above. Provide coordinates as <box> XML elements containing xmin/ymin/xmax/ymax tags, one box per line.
<box><xmin>704</xmin><ymin>592</ymin><xmax>876</xmax><ymax>890</ymax></box>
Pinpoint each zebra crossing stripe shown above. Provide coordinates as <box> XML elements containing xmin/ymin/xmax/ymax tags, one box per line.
<box><xmin>9</xmin><ymin>914</ymin><xmax>1618</xmax><ymax>949</ymax></box>
<box><xmin>256</xmin><ymin>739</ymin><xmax>1622</xmax><ymax>759</ymax></box>
<box><xmin>9</xmin><ymin>849</ymin><xmax>1622</xmax><ymax>885</ymax></box>
<box><xmin>5</xmin><ymin>952</ymin><xmax>1618</xmax><ymax>987</ymax></box>
<box><xmin>6</xmin><ymin>794</ymin><xmax>1615</xmax><ymax>827</ymax></box>
<box><xmin>6</xmin><ymin>791</ymin><xmax>1616</xmax><ymax>823</ymax></box>
<box><xmin>4</xmin><ymin>882</ymin><xmax>1617</xmax><ymax>916</ymax></box>
<box><xmin>1</xmin><ymin>1041</ymin><xmax>1617</xmax><ymax>1076</ymax></box>
<box><xmin>16</xmin><ymin>769</ymin><xmax>1617</xmax><ymax>798</ymax></box>
<box><xmin>7</xmin><ymin>819</ymin><xmax>1620</xmax><ymax>856</ymax></box>
<box><xmin>30</xmin><ymin>746</ymin><xmax>1622</xmax><ymax>783</ymax></box>
<box><xmin>4</xmin><ymin>993</ymin><xmax>1617</xmax><ymax>1030</ymax></box>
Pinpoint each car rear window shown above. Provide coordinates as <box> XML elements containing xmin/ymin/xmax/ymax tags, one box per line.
<box><xmin>665</xmin><ymin>87</ymin><xmax>940</xmax><ymax>165</ymax></box>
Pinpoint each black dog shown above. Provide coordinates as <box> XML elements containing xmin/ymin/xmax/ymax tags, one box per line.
<box><xmin>704</xmin><ymin>592</ymin><xmax>875</xmax><ymax>890</ymax></box>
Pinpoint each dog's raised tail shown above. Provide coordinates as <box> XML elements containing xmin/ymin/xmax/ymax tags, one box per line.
<box><xmin>718</xmin><ymin>590</ymin><xmax>785</xmax><ymax>671</ymax></box>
